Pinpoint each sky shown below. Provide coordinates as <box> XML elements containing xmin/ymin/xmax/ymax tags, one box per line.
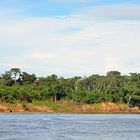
<box><xmin>0</xmin><ymin>0</ymin><xmax>140</xmax><ymax>77</ymax></box>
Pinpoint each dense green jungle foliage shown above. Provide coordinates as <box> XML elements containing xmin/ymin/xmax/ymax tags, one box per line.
<box><xmin>0</xmin><ymin>68</ymin><xmax>140</xmax><ymax>106</ymax></box>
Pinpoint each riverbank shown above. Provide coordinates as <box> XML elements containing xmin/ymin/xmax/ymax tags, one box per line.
<box><xmin>0</xmin><ymin>101</ymin><xmax>140</xmax><ymax>113</ymax></box>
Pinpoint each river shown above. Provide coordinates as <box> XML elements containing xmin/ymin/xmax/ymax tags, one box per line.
<box><xmin>0</xmin><ymin>113</ymin><xmax>140</xmax><ymax>140</ymax></box>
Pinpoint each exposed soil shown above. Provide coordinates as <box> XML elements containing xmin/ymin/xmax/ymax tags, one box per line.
<box><xmin>0</xmin><ymin>102</ymin><xmax>140</xmax><ymax>113</ymax></box>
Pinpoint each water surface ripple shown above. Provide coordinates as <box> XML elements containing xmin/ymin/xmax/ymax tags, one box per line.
<box><xmin>0</xmin><ymin>113</ymin><xmax>140</xmax><ymax>140</ymax></box>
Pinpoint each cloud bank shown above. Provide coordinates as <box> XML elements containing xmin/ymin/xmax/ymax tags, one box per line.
<box><xmin>0</xmin><ymin>2</ymin><xmax>140</xmax><ymax>77</ymax></box>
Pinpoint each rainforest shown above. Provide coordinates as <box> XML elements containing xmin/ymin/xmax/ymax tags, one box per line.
<box><xmin>0</xmin><ymin>68</ymin><xmax>140</xmax><ymax>113</ymax></box>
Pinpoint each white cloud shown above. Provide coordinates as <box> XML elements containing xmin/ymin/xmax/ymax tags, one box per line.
<box><xmin>76</xmin><ymin>4</ymin><xmax>140</xmax><ymax>20</ymax></box>
<box><xmin>0</xmin><ymin>7</ymin><xmax>140</xmax><ymax>76</ymax></box>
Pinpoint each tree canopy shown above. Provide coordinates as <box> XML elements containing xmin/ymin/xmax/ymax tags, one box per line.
<box><xmin>0</xmin><ymin>68</ymin><xmax>140</xmax><ymax>106</ymax></box>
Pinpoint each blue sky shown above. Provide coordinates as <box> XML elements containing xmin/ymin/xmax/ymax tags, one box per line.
<box><xmin>0</xmin><ymin>0</ymin><xmax>140</xmax><ymax>77</ymax></box>
<box><xmin>0</xmin><ymin>0</ymin><xmax>140</xmax><ymax>17</ymax></box>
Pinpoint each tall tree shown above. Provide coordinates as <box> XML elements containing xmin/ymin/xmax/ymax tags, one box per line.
<box><xmin>10</xmin><ymin>68</ymin><xmax>21</xmax><ymax>84</ymax></box>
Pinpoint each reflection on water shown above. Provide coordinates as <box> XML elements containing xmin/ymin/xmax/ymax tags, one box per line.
<box><xmin>0</xmin><ymin>113</ymin><xmax>140</xmax><ymax>140</ymax></box>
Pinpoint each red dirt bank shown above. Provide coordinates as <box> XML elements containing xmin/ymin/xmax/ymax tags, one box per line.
<box><xmin>0</xmin><ymin>102</ymin><xmax>140</xmax><ymax>113</ymax></box>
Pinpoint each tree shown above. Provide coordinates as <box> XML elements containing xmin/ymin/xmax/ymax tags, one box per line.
<box><xmin>106</xmin><ymin>71</ymin><xmax>121</xmax><ymax>77</ymax></box>
<box><xmin>1</xmin><ymin>71</ymin><xmax>14</xmax><ymax>86</ymax></box>
<box><xmin>41</xmin><ymin>74</ymin><xmax>66</xmax><ymax>101</ymax></box>
<box><xmin>1</xmin><ymin>71</ymin><xmax>11</xmax><ymax>80</ymax></box>
<box><xmin>123</xmin><ymin>73</ymin><xmax>140</xmax><ymax>106</ymax></box>
<box><xmin>10</xmin><ymin>68</ymin><xmax>21</xmax><ymax>85</ymax></box>
<box><xmin>21</xmin><ymin>72</ymin><xmax>36</xmax><ymax>84</ymax></box>
<box><xmin>123</xmin><ymin>85</ymin><xmax>140</xmax><ymax>106</ymax></box>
